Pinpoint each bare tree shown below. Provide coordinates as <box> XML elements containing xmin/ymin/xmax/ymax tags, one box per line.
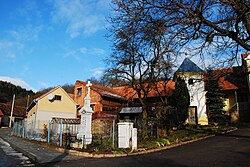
<box><xmin>106</xmin><ymin>0</ymin><xmax>250</xmax><ymax>124</ymax></box>
<box><xmin>110</xmin><ymin>0</ymin><xmax>250</xmax><ymax>66</ymax></box>
<box><xmin>106</xmin><ymin>0</ymin><xmax>180</xmax><ymax>121</ymax></box>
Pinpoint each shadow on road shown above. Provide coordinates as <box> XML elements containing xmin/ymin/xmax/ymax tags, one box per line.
<box><xmin>216</xmin><ymin>133</ymin><xmax>250</xmax><ymax>139</ymax></box>
<box><xmin>36</xmin><ymin>149</ymin><xmax>70</xmax><ymax>167</ymax></box>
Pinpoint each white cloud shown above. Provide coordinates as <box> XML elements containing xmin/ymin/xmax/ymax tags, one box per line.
<box><xmin>6</xmin><ymin>53</ymin><xmax>16</xmax><ymax>60</ymax></box>
<box><xmin>6</xmin><ymin>25</ymin><xmax>43</xmax><ymax>42</ymax></box>
<box><xmin>51</xmin><ymin>0</ymin><xmax>111</xmax><ymax>37</ymax></box>
<box><xmin>64</xmin><ymin>49</ymin><xmax>82</xmax><ymax>62</ymax></box>
<box><xmin>91</xmin><ymin>48</ymin><xmax>106</xmax><ymax>56</ymax></box>
<box><xmin>0</xmin><ymin>40</ymin><xmax>24</xmax><ymax>61</ymax></box>
<box><xmin>0</xmin><ymin>25</ymin><xmax>43</xmax><ymax>61</ymax></box>
<box><xmin>91</xmin><ymin>68</ymin><xmax>104</xmax><ymax>77</ymax></box>
<box><xmin>64</xmin><ymin>47</ymin><xmax>106</xmax><ymax>62</ymax></box>
<box><xmin>38</xmin><ymin>81</ymin><xmax>52</xmax><ymax>89</ymax></box>
<box><xmin>80</xmin><ymin>47</ymin><xmax>106</xmax><ymax>56</ymax></box>
<box><xmin>0</xmin><ymin>76</ymin><xmax>36</xmax><ymax>92</ymax></box>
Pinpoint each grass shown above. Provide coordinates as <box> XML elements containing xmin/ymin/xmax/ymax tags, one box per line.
<box><xmin>72</xmin><ymin>125</ymin><xmax>236</xmax><ymax>154</ymax></box>
<box><xmin>137</xmin><ymin>125</ymin><xmax>236</xmax><ymax>150</ymax></box>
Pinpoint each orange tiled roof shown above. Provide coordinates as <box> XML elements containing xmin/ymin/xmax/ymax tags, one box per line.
<box><xmin>242</xmin><ymin>52</ymin><xmax>250</xmax><ymax>59</ymax></box>
<box><xmin>205</xmin><ymin>67</ymin><xmax>247</xmax><ymax>91</ymax></box>
<box><xmin>113</xmin><ymin>80</ymin><xmax>175</xmax><ymax>99</ymax></box>
<box><xmin>77</xmin><ymin>80</ymin><xmax>175</xmax><ymax>100</ymax></box>
<box><xmin>219</xmin><ymin>77</ymin><xmax>239</xmax><ymax>90</ymax></box>
<box><xmin>76</xmin><ymin>80</ymin><xmax>125</xmax><ymax>100</ymax></box>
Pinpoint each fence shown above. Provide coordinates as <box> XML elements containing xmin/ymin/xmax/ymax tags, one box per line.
<box><xmin>12</xmin><ymin>117</ymin><xmax>169</xmax><ymax>150</ymax></box>
<box><xmin>12</xmin><ymin>118</ymin><xmax>80</xmax><ymax>146</ymax></box>
<box><xmin>12</xmin><ymin>118</ymin><xmax>118</xmax><ymax>148</ymax></box>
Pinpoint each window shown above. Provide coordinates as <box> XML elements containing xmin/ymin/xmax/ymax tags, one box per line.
<box><xmin>90</xmin><ymin>104</ymin><xmax>95</xmax><ymax>111</ymax></box>
<box><xmin>188</xmin><ymin>78</ymin><xmax>194</xmax><ymax>85</ymax></box>
<box><xmin>190</xmin><ymin>96</ymin><xmax>194</xmax><ymax>102</ymax></box>
<box><xmin>77</xmin><ymin>87</ymin><xmax>82</xmax><ymax>96</ymax></box>
<box><xmin>54</xmin><ymin>95</ymin><xmax>62</xmax><ymax>101</ymax></box>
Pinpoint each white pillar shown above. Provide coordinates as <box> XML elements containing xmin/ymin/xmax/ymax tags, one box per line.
<box><xmin>132</xmin><ymin>128</ymin><xmax>137</xmax><ymax>151</ymax></box>
<box><xmin>118</xmin><ymin>122</ymin><xmax>133</xmax><ymax>148</ymax></box>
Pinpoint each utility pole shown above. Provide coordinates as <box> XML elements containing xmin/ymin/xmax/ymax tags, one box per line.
<box><xmin>9</xmin><ymin>94</ymin><xmax>15</xmax><ymax>128</ymax></box>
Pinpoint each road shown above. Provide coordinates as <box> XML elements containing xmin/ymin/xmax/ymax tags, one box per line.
<box><xmin>37</xmin><ymin>127</ymin><xmax>250</xmax><ymax>167</ymax></box>
<box><xmin>0</xmin><ymin>138</ymin><xmax>34</xmax><ymax>167</ymax></box>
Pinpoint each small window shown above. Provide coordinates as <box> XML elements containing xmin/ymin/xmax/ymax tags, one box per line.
<box><xmin>54</xmin><ymin>95</ymin><xmax>62</xmax><ymax>101</ymax></box>
<box><xmin>190</xmin><ymin>96</ymin><xmax>194</xmax><ymax>102</ymax></box>
<box><xmin>90</xmin><ymin>104</ymin><xmax>95</xmax><ymax>111</ymax></box>
<box><xmin>77</xmin><ymin>87</ymin><xmax>82</xmax><ymax>96</ymax></box>
<box><xmin>188</xmin><ymin>78</ymin><xmax>194</xmax><ymax>85</ymax></box>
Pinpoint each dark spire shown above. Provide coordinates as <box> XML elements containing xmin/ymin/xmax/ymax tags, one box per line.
<box><xmin>176</xmin><ymin>58</ymin><xmax>203</xmax><ymax>73</ymax></box>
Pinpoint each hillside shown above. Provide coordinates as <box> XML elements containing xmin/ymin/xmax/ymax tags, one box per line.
<box><xmin>0</xmin><ymin>81</ymin><xmax>34</xmax><ymax>106</ymax></box>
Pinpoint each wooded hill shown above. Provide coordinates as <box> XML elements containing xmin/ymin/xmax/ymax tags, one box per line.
<box><xmin>0</xmin><ymin>81</ymin><xmax>34</xmax><ymax>106</ymax></box>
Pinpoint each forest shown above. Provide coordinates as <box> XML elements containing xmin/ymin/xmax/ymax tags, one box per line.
<box><xmin>0</xmin><ymin>81</ymin><xmax>34</xmax><ymax>105</ymax></box>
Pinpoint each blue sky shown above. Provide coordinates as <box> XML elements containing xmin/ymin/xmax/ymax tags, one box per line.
<box><xmin>0</xmin><ymin>0</ymin><xmax>112</xmax><ymax>91</ymax></box>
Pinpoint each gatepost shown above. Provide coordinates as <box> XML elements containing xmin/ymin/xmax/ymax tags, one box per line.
<box><xmin>132</xmin><ymin>128</ymin><xmax>137</xmax><ymax>151</ymax></box>
<box><xmin>118</xmin><ymin>122</ymin><xmax>137</xmax><ymax>149</ymax></box>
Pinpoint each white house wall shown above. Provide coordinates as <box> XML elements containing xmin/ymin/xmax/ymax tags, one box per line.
<box><xmin>184</xmin><ymin>75</ymin><xmax>208</xmax><ymax>125</ymax></box>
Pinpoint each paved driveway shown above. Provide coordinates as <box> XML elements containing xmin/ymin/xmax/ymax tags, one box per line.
<box><xmin>37</xmin><ymin>127</ymin><xmax>250</xmax><ymax>167</ymax></box>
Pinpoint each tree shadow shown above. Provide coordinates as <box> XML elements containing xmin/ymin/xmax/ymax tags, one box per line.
<box><xmin>216</xmin><ymin>133</ymin><xmax>250</xmax><ymax>139</ymax></box>
<box><xmin>35</xmin><ymin>149</ymin><xmax>80</xmax><ymax>167</ymax></box>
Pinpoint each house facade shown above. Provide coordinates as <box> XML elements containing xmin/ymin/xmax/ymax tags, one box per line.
<box><xmin>26</xmin><ymin>86</ymin><xmax>78</xmax><ymax>129</ymax></box>
<box><xmin>73</xmin><ymin>80</ymin><xmax>126</xmax><ymax>134</ymax></box>
<box><xmin>218</xmin><ymin>53</ymin><xmax>250</xmax><ymax>122</ymax></box>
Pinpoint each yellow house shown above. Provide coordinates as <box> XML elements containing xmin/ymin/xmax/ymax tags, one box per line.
<box><xmin>26</xmin><ymin>86</ymin><xmax>78</xmax><ymax>129</ymax></box>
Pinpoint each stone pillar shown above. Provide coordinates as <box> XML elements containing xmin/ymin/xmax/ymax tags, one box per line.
<box><xmin>77</xmin><ymin>81</ymin><xmax>93</xmax><ymax>145</ymax></box>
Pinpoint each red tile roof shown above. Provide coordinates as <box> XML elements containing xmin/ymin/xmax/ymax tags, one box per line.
<box><xmin>113</xmin><ymin>80</ymin><xmax>175</xmax><ymax>99</ymax></box>
<box><xmin>205</xmin><ymin>67</ymin><xmax>247</xmax><ymax>91</ymax></box>
<box><xmin>77</xmin><ymin>80</ymin><xmax>175</xmax><ymax>101</ymax></box>
<box><xmin>242</xmin><ymin>52</ymin><xmax>250</xmax><ymax>59</ymax></box>
<box><xmin>76</xmin><ymin>80</ymin><xmax>125</xmax><ymax>100</ymax></box>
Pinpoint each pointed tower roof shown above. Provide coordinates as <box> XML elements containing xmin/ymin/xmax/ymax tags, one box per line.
<box><xmin>176</xmin><ymin>58</ymin><xmax>203</xmax><ymax>73</ymax></box>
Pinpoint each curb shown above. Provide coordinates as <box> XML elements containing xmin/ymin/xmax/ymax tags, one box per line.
<box><xmin>1</xmin><ymin>127</ymin><xmax>238</xmax><ymax>160</ymax></box>
<box><xmin>53</xmin><ymin>134</ymin><xmax>216</xmax><ymax>158</ymax></box>
<box><xmin>54</xmin><ymin>127</ymin><xmax>238</xmax><ymax>158</ymax></box>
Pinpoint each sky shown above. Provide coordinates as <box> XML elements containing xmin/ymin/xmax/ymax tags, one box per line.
<box><xmin>0</xmin><ymin>0</ymin><xmax>112</xmax><ymax>92</ymax></box>
<box><xmin>0</xmin><ymin>0</ymin><xmax>214</xmax><ymax>93</ymax></box>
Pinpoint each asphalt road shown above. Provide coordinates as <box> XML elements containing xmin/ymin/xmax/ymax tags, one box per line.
<box><xmin>0</xmin><ymin>138</ymin><xmax>34</xmax><ymax>167</ymax></box>
<box><xmin>37</xmin><ymin>127</ymin><xmax>250</xmax><ymax>167</ymax></box>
